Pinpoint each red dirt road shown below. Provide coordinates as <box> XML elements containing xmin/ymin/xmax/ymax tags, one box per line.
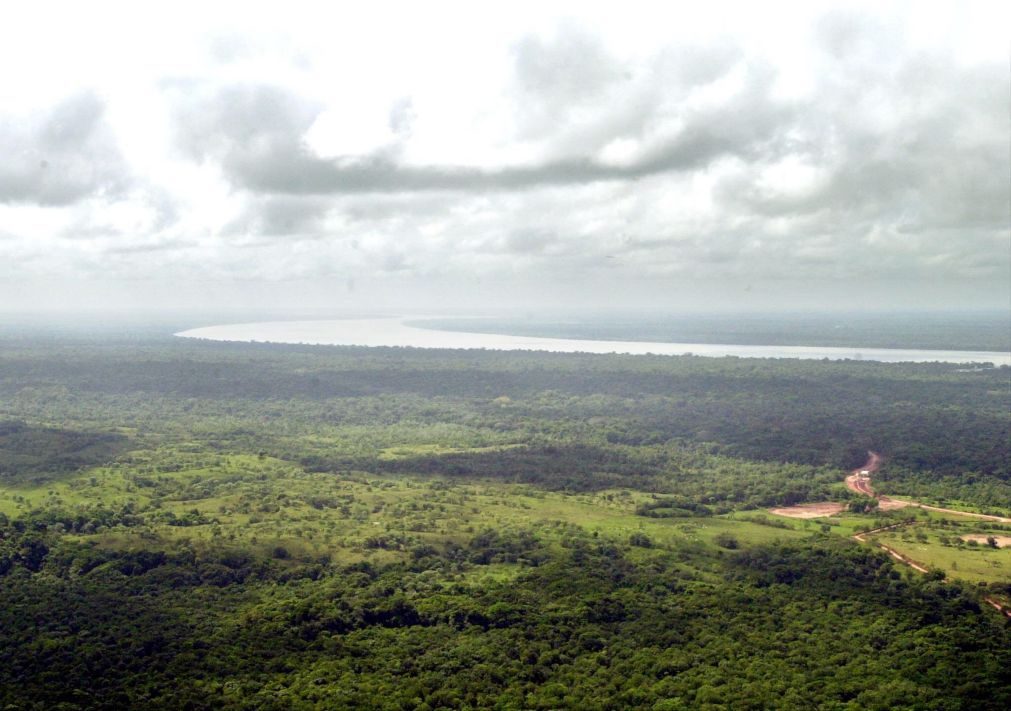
<box><xmin>845</xmin><ymin>452</ymin><xmax>1011</xmax><ymax>618</ymax></box>
<box><xmin>843</xmin><ymin>452</ymin><xmax>1011</xmax><ymax>518</ymax></box>
<box><xmin>853</xmin><ymin>524</ymin><xmax>1011</xmax><ymax>618</ymax></box>
<box><xmin>851</xmin><ymin>522</ymin><xmax>907</xmax><ymax>542</ymax></box>
<box><xmin>844</xmin><ymin>451</ymin><xmax>883</xmax><ymax>496</ymax></box>
<box><xmin>985</xmin><ymin>597</ymin><xmax>1011</xmax><ymax>617</ymax></box>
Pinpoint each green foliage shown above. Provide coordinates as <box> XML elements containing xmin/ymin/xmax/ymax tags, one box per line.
<box><xmin>0</xmin><ymin>331</ymin><xmax>1008</xmax><ymax>708</ymax></box>
<box><xmin>0</xmin><ymin>420</ymin><xmax>128</xmax><ymax>484</ymax></box>
<box><xmin>628</xmin><ymin>531</ymin><xmax>653</xmax><ymax>548</ymax></box>
<box><xmin>714</xmin><ymin>532</ymin><xmax>739</xmax><ymax>549</ymax></box>
<box><xmin>1</xmin><ymin>531</ymin><xmax>1008</xmax><ymax>710</ymax></box>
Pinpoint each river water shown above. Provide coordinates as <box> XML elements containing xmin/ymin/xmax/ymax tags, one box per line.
<box><xmin>175</xmin><ymin>318</ymin><xmax>1011</xmax><ymax>365</ymax></box>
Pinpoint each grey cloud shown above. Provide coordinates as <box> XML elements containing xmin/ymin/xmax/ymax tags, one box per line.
<box><xmin>56</xmin><ymin>185</ymin><xmax>180</xmax><ymax>243</ymax></box>
<box><xmin>341</xmin><ymin>194</ymin><xmax>455</xmax><ymax>222</ymax></box>
<box><xmin>153</xmin><ymin>18</ymin><xmax>1005</xmax><ymax>299</ymax></box>
<box><xmin>0</xmin><ymin>92</ymin><xmax>129</xmax><ymax>205</ymax></box>
<box><xmin>715</xmin><ymin>56</ymin><xmax>1006</xmax><ymax>243</ymax></box>
<box><xmin>222</xmin><ymin>195</ymin><xmax>333</xmax><ymax>238</ymax></box>
<box><xmin>172</xmin><ymin>83</ymin><xmax>321</xmax><ymax>163</ymax></box>
<box><xmin>511</xmin><ymin>26</ymin><xmax>626</xmax><ymax>137</ymax></box>
<box><xmin>167</xmin><ymin>29</ymin><xmax>794</xmax><ymax>199</ymax></box>
<box><xmin>232</xmin><ymin>152</ymin><xmax>693</xmax><ymax>194</ymax></box>
<box><xmin>501</xmin><ymin>229</ymin><xmax>557</xmax><ymax>255</ymax></box>
<box><xmin>816</xmin><ymin>10</ymin><xmax>883</xmax><ymax>60</ymax></box>
<box><xmin>172</xmin><ymin>71</ymin><xmax>787</xmax><ymax>196</ymax></box>
<box><xmin>105</xmin><ymin>238</ymin><xmax>196</xmax><ymax>255</ymax></box>
<box><xmin>379</xmin><ymin>250</ymin><xmax>410</xmax><ymax>272</ymax></box>
<box><xmin>655</xmin><ymin>44</ymin><xmax>742</xmax><ymax>87</ymax></box>
<box><xmin>508</xmin><ymin>32</ymin><xmax>750</xmax><ymax>161</ymax></box>
<box><xmin>514</xmin><ymin>28</ymin><xmax>622</xmax><ymax>105</ymax></box>
<box><xmin>207</xmin><ymin>33</ymin><xmax>260</xmax><ymax>64</ymax></box>
<box><xmin>802</xmin><ymin>16</ymin><xmax>1006</xmax><ymax>237</ymax></box>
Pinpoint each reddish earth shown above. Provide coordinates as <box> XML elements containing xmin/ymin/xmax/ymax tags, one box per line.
<box><xmin>876</xmin><ymin>543</ymin><xmax>929</xmax><ymax>573</ymax></box>
<box><xmin>984</xmin><ymin>597</ymin><xmax>1011</xmax><ymax>618</ymax></box>
<box><xmin>877</xmin><ymin>497</ymin><xmax>911</xmax><ymax>511</ymax></box>
<box><xmin>852</xmin><ymin>525</ymin><xmax>1011</xmax><ymax>617</ymax></box>
<box><xmin>851</xmin><ymin>522</ymin><xmax>907</xmax><ymax>542</ymax></box>
<box><xmin>845</xmin><ymin>457</ymin><xmax>1011</xmax><ymax>618</ymax></box>
<box><xmin>842</xmin><ymin>452</ymin><xmax>1011</xmax><ymax>515</ymax></box>
<box><xmin>844</xmin><ymin>451</ymin><xmax>883</xmax><ymax>497</ymax></box>
<box><xmin>769</xmin><ymin>502</ymin><xmax>846</xmax><ymax>519</ymax></box>
<box><xmin>770</xmin><ymin>450</ymin><xmax>1011</xmax><ymax>618</ymax></box>
<box><xmin>960</xmin><ymin>535</ymin><xmax>1011</xmax><ymax>548</ymax></box>
<box><xmin>769</xmin><ymin>453</ymin><xmax>886</xmax><ymax>520</ymax></box>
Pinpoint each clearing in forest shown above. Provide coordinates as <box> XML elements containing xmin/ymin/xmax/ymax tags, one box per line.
<box><xmin>960</xmin><ymin>535</ymin><xmax>1011</xmax><ymax>548</ymax></box>
<box><xmin>769</xmin><ymin>502</ymin><xmax>846</xmax><ymax>519</ymax></box>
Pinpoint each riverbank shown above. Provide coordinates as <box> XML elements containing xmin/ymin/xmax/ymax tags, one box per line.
<box><xmin>176</xmin><ymin>317</ymin><xmax>1011</xmax><ymax>365</ymax></box>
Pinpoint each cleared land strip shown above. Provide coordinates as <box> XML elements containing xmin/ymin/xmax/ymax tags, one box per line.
<box><xmin>846</xmin><ymin>452</ymin><xmax>1011</xmax><ymax>523</ymax></box>
<box><xmin>855</xmin><ymin>525</ymin><xmax>1010</xmax><ymax>618</ymax></box>
<box><xmin>845</xmin><ymin>453</ymin><xmax>1011</xmax><ymax>618</ymax></box>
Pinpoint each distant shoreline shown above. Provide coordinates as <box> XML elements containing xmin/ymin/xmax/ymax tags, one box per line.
<box><xmin>175</xmin><ymin>318</ymin><xmax>1011</xmax><ymax>365</ymax></box>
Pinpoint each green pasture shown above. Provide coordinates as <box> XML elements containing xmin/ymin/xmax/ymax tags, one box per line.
<box><xmin>872</xmin><ymin>525</ymin><xmax>1011</xmax><ymax>584</ymax></box>
<box><xmin>2</xmin><ymin>442</ymin><xmax>816</xmax><ymax>570</ymax></box>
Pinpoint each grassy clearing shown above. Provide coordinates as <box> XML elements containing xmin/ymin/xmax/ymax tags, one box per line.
<box><xmin>7</xmin><ymin>439</ymin><xmax>1002</xmax><ymax>585</ymax></box>
<box><xmin>763</xmin><ymin>505</ymin><xmax>1011</xmax><ymax>585</ymax></box>
<box><xmin>873</xmin><ymin>525</ymin><xmax>1011</xmax><ymax>584</ymax></box>
<box><xmin>377</xmin><ymin>443</ymin><xmax>527</xmax><ymax>460</ymax></box>
<box><xmin>2</xmin><ymin>445</ymin><xmax>814</xmax><ymax>571</ymax></box>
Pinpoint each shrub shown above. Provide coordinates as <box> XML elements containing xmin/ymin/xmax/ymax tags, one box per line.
<box><xmin>628</xmin><ymin>532</ymin><xmax>653</xmax><ymax>548</ymax></box>
<box><xmin>714</xmin><ymin>533</ymin><xmax>739</xmax><ymax>550</ymax></box>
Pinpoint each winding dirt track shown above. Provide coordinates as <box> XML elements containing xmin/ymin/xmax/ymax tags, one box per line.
<box><xmin>846</xmin><ymin>452</ymin><xmax>1011</xmax><ymax>619</ymax></box>
<box><xmin>844</xmin><ymin>452</ymin><xmax>883</xmax><ymax>497</ymax></box>
<box><xmin>846</xmin><ymin>451</ymin><xmax>1011</xmax><ymax>522</ymax></box>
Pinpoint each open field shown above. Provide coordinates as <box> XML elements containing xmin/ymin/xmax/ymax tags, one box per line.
<box><xmin>6</xmin><ymin>435</ymin><xmax>1006</xmax><ymax>590</ymax></box>
<box><xmin>3</xmin><ymin>446</ymin><xmax>813</xmax><ymax>571</ymax></box>
<box><xmin>962</xmin><ymin>535</ymin><xmax>1011</xmax><ymax>548</ymax></box>
<box><xmin>769</xmin><ymin>502</ymin><xmax>846</xmax><ymax>518</ymax></box>
<box><xmin>874</xmin><ymin>528</ymin><xmax>1011</xmax><ymax>584</ymax></box>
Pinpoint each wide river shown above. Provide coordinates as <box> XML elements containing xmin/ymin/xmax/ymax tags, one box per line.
<box><xmin>174</xmin><ymin>318</ymin><xmax>1010</xmax><ymax>365</ymax></box>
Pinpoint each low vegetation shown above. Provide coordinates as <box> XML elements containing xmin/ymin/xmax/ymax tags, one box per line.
<box><xmin>0</xmin><ymin>332</ymin><xmax>1008</xmax><ymax>708</ymax></box>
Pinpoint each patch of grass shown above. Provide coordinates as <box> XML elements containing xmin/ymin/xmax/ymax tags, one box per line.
<box><xmin>873</xmin><ymin>526</ymin><xmax>1011</xmax><ymax>584</ymax></box>
<box><xmin>377</xmin><ymin>443</ymin><xmax>526</xmax><ymax>461</ymax></box>
<box><xmin>2</xmin><ymin>443</ymin><xmax>814</xmax><ymax>571</ymax></box>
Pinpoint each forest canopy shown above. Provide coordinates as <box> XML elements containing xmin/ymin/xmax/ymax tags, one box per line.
<box><xmin>0</xmin><ymin>331</ymin><xmax>1008</xmax><ymax>709</ymax></box>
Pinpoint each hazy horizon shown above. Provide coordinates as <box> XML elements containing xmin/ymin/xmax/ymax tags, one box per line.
<box><xmin>3</xmin><ymin>305</ymin><xmax>1008</xmax><ymax>355</ymax></box>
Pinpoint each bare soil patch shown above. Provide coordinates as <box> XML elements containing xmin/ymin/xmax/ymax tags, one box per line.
<box><xmin>877</xmin><ymin>497</ymin><xmax>911</xmax><ymax>511</ymax></box>
<box><xmin>770</xmin><ymin>502</ymin><xmax>846</xmax><ymax>519</ymax></box>
<box><xmin>845</xmin><ymin>452</ymin><xmax>883</xmax><ymax>496</ymax></box>
<box><xmin>960</xmin><ymin>535</ymin><xmax>1011</xmax><ymax>548</ymax></box>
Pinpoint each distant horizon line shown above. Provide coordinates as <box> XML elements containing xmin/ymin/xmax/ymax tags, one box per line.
<box><xmin>2</xmin><ymin>306</ymin><xmax>1008</xmax><ymax>319</ymax></box>
<box><xmin>173</xmin><ymin>316</ymin><xmax>1011</xmax><ymax>366</ymax></box>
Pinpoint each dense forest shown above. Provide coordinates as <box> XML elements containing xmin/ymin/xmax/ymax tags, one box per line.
<box><xmin>0</xmin><ymin>330</ymin><xmax>1008</xmax><ymax>708</ymax></box>
<box><xmin>2</xmin><ymin>334</ymin><xmax>1007</xmax><ymax>505</ymax></box>
<box><xmin>3</xmin><ymin>520</ymin><xmax>1009</xmax><ymax>710</ymax></box>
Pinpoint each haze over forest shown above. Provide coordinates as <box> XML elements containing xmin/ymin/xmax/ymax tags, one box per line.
<box><xmin>1</xmin><ymin>1</ymin><xmax>1008</xmax><ymax>316</ymax></box>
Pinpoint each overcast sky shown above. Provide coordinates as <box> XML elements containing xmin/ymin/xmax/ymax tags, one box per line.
<box><xmin>1</xmin><ymin>1</ymin><xmax>1008</xmax><ymax>315</ymax></box>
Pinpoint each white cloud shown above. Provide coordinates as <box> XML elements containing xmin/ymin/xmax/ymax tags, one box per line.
<box><xmin>0</xmin><ymin>1</ymin><xmax>1007</xmax><ymax>312</ymax></box>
